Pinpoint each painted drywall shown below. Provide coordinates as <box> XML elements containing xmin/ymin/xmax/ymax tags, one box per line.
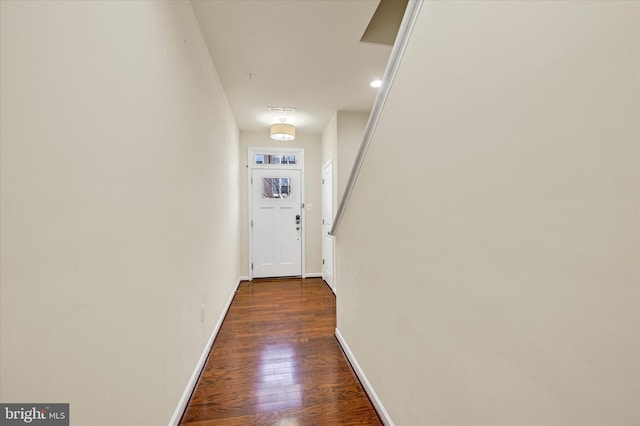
<box><xmin>0</xmin><ymin>2</ymin><xmax>240</xmax><ymax>425</ymax></box>
<box><xmin>336</xmin><ymin>111</ymin><xmax>369</xmax><ymax>201</ymax></box>
<box><xmin>336</xmin><ymin>1</ymin><xmax>639</xmax><ymax>425</ymax></box>
<box><xmin>321</xmin><ymin>112</ymin><xmax>339</xmax><ymax>215</ymax></box>
<box><xmin>321</xmin><ymin>111</ymin><xmax>369</xmax><ymax>220</ymax></box>
<box><xmin>321</xmin><ymin>113</ymin><xmax>338</xmax><ymax>174</ymax></box>
<box><xmin>239</xmin><ymin>132</ymin><xmax>322</xmax><ymax>277</ymax></box>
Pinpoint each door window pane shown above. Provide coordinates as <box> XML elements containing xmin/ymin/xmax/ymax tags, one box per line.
<box><xmin>255</xmin><ymin>154</ymin><xmax>296</xmax><ymax>165</ymax></box>
<box><xmin>262</xmin><ymin>178</ymin><xmax>292</xmax><ymax>199</ymax></box>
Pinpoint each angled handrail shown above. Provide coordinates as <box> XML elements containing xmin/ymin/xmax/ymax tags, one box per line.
<box><xmin>329</xmin><ymin>0</ymin><xmax>423</xmax><ymax>236</ymax></box>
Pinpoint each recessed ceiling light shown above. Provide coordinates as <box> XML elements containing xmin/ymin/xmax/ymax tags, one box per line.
<box><xmin>370</xmin><ymin>80</ymin><xmax>382</xmax><ymax>88</ymax></box>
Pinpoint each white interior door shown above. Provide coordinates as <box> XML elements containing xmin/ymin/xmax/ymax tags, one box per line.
<box><xmin>252</xmin><ymin>169</ymin><xmax>302</xmax><ymax>278</ymax></box>
<box><xmin>322</xmin><ymin>162</ymin><xmax>335</xmax><ymax>291</ymax></box>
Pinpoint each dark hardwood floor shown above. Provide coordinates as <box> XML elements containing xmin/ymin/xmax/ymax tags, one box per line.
<box><xmin>180</xmin><ymin>277</ymin><xmax>382</xmax><ymax>425</ymax></box>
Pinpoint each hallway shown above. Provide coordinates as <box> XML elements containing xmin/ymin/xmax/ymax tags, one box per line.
<box><xmin>180</xmin><ymin>278</ymin><xmax>381</xmax><ymax>425</ymax></box>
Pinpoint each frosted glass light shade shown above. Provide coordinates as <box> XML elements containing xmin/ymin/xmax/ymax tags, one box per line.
<box><xmin>270</xmin><ymin>123</ymin><xmax>296</xmax><ymax>141</ymax></box>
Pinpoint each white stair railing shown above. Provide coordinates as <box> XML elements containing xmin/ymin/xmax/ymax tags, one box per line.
<box><xmin>329</xmin><ymin>0</ymin><xmax>424</xmax><ymax>236</ymax></box>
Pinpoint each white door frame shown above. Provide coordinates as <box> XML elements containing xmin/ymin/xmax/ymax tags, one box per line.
<box><xmin>248</xmin><ymin>147</ymin><xmax>305</xmax><ymax>280</ymax></box>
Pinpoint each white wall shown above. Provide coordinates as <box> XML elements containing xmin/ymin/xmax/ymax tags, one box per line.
<box><xmin>239</xmin><ymin>132</ymin><xmax>322</xmax><ymax>276</ymax></box>
<box><xmin>321</xmin><ymin>111</ymin><xmax>369</xmax><ymax>212</ymax></box>
<box><xmin>321</xmin><ymin>112</ymin><xmax>339</xmax><ymax>218</ymax></box>
<box><xmin>321</xmin><ymin>112</ymin><xmax>338</xmax><ymax>171</ymax></box>
<box><xmin>336</xmin><ymin>1</ymin><xmax>639</xmax><ymax>425</ymax></box>
<box><xmin>0</xmin><ymin>2</ymin><xmax>240</xmax><ymax>425</ymax></box>
<box><xmin>336</xmin><ymin>111</ymin><xmax>369</xmax><ymax>201</ymax></box>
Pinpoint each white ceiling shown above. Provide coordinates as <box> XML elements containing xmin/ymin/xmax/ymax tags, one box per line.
<box><xmin>191</xmin><ymin>0</ymin><xmax>392</xmax><ymax>134</ymax></box>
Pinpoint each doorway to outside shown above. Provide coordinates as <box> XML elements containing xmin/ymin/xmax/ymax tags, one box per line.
<box><xmin>249</xmin><ymin>148</ymin><xmax>305</xmax><ymax>279</ymax></box>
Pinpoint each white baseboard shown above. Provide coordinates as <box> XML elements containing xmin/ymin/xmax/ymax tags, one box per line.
<box><xmin>304</xmin><ymin>272</ymin><xmax>322</xmax><ymax>278</ymax></box>
<box><xmin>335</xmin><ymin>328</ymin><xmax>394</xmax><ymax>426</ymax></box>
<box><xmin>168</xmin><ymin>277</ymin><xmax>243</xmax><ymax>426</ymax></box>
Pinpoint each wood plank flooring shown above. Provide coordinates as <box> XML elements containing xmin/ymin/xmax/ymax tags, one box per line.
<box><xmin>180</xmin><ymin>277</ymin><xmax>382</xmax><ymax>425</ymax></box>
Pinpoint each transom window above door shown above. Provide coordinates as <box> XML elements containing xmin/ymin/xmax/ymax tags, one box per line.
<box><xmin>255</xmin><ymin>153</ymin><xmax>297</xmax><ymax>165</ymax></box>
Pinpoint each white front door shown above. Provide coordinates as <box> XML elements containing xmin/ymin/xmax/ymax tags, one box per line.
<box><xmin>322</xmin><ymin>162</ymin><xmax>335</xmax><ymax>291</ymax></box>
<box><xmin>252</xmin><ymin>168</ymin><xmax>302</xmax><ymax>278</ymax></box>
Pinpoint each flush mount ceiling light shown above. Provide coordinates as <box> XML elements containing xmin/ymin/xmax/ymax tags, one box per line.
<box><xmin>270</xmin><ymin>118</ymin><xmax>296</xmax><ymax>141</ymax></box>
<box><xmin>370</xmin><ymin>79</ymin><xmax>382</xmax><ymax>88</ymax></box>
